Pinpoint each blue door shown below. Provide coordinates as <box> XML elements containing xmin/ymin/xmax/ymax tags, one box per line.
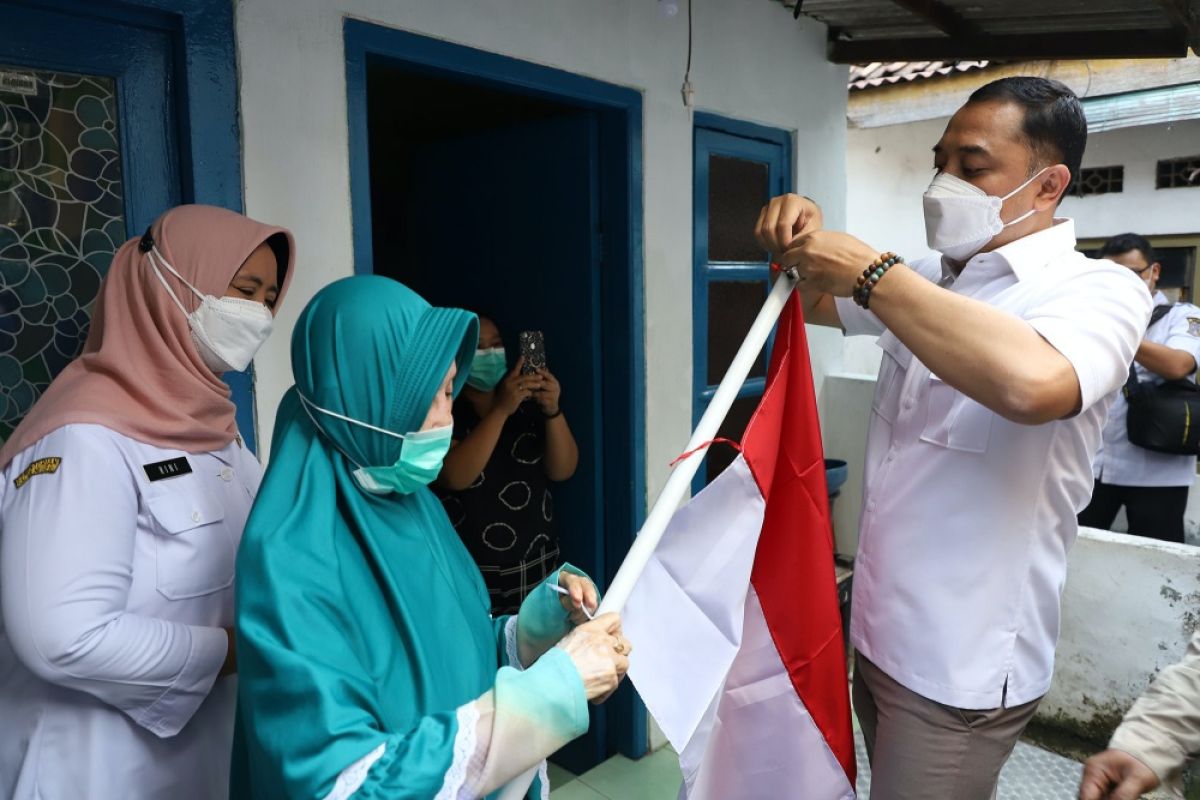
<box><xmin>1</xmin><ymin>1</ymin><xmax>255</xmax><ymax>448</ymax></box>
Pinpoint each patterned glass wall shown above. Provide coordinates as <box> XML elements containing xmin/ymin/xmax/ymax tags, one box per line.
<box><xmin>0</xmin><ymin>66</ymin><xmax>126</xmax><ymax>441</ymax></box>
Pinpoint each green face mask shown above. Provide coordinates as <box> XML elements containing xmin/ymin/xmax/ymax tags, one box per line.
<box><xmin>299</xmin><ymin>395</ymin><xmax>454</xmax><ymax>495</ymax></box>
<box><xmin>466</xmin><ymin>347</ymin><xmax>507</xmax><ymax>391</ymax></box>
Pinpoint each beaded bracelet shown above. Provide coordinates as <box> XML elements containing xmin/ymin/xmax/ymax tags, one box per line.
<box><xmin>852</xmin><ymin>252</ymin><xmax>904</xmax><ymax>309</ymax></box>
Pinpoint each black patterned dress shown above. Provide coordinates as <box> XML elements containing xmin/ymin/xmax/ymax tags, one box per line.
<box><xmin>435</xmin><ymin>399</ymin><xmax>558</xmax><ymax>616</ymax></box>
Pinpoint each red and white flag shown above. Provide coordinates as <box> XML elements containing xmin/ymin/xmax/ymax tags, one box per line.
<box><xmin>624</xmin><ymin>295</ymin><xmax>856</xmax><ymax>799</ymax></box>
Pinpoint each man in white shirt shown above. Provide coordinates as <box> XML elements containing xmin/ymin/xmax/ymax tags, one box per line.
<box><xmin>1078</xmin><ymin>233</ymin><xmax>1200</xmax><ymax>544</ymax></box>
<box><xmin>756</xmin><ymin>77</ymin><xmax>1151</xmax><ymax>798</ymax></box>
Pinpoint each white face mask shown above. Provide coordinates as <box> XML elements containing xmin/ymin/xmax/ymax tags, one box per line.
<box><xmin>146</xmin><ymin>247</ymin><xmax>274</xmax><ymax>374</ymax></box>
<box><xmin>922</xmin><ymin>168</ymin><xmax>1049</xmax><ymax>262</ymax></box>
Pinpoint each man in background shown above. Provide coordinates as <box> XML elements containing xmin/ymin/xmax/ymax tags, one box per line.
<box><xmin>1079</xmin><ymin>233</ymin><xmax>1200</xmax><ymax>544</ymax></box>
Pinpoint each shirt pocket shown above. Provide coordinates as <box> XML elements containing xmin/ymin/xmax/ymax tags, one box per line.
<box><xmin>920</xmin><ymin>373</ymin><xmax>995</xmax><ymax>454</ymax></box>
<box><xmin>873</xmin><ymin>332</ymin><xmax>913</xmax><ymax>424</ymax></box>
<box><xmin>145</xmin><ymin>489</ymin><xmax>234</xmax><ymax>600</ymax></box>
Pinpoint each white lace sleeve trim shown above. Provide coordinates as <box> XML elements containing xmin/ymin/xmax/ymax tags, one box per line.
<box><xmin>538</xmin><ymin>759</ymin><xmax>550</xmax><ymax>800</ymax></box>
<box><xmin>504</xmin><ymin>615</ymin><xmax>524</xmax><ymax>671</ymax></box>
<box><xmin>439</xmin><ymin>702</ymin><xmax>481</xmax><ymax>800</ymax></box>
<box><xmin>322</xmin><ymin>742</ymin><xmax>387</xmax><ymax>800</ymax></box>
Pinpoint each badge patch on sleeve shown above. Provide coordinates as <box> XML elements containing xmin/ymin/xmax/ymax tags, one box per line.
<box><xmin>143</xmin><ymin>457</ymin><xmax>192</xmax><ymax>482</ymax></box>
<box><xmin>13</xmin><ymin>457</ymin><xmax>62</xmax><ymax>489</ymax></box>
<box><xmin>1188</xmin><ymin>317</ymin><xmax>1200</xmax><ymax>337</ymax></box>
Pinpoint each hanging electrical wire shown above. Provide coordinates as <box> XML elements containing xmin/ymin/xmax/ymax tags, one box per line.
<box><xmin>681</xmin><ymin>0</ymin><xmax>694</xmax><ymax>108</ymax></box>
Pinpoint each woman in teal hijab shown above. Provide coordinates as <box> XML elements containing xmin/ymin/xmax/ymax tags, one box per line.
<box><xmin>233</xmin><ymin>276</ymin><xmax>631</xmax><ymax>799</ymax></box>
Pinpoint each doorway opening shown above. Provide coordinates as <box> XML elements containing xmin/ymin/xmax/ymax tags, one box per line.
<box><xmin>346</xmin><ymin>22</ymin><xmax>646</xmax><ymax>770</ymax></box>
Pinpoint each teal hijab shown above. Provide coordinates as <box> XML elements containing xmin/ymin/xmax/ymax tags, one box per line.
<box><xmin>234</xmin><ymin>276</ymin><xmax>513</xmax><ymax>799</ymax></box>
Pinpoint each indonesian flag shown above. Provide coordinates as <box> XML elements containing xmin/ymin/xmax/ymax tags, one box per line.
<box><xmin>623</xmin><ymin>295</ymin><xmax>856</xmax><ymax>799</ymax></box>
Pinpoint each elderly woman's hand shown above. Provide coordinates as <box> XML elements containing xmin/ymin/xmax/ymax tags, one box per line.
<box><xmin>555</xmin><ymin>613</ymin><xmax>632</xmax><ymax>704</ymax></box>
<box><xmin>558</xmin><ymin>571</ymin><xmax>599</xmax><ymax>626</ymax></box>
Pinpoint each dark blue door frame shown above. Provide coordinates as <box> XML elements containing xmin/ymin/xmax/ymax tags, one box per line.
<box><xmin>344</xmin><ymin>22</ymin><xmax>649</xmax><ymax>761</ymax></box>
<box><xmin>692</xmin><ymin>114</ymin><xmax>792</xmax><ymax>492</ymax></box>
<box><xmin>6</xmin><ymin>0</ymin><xmax>256</xmax><ymax>449</ymax></box>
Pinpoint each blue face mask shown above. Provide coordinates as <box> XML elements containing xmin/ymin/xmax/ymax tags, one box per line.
<box><xmin>467</xmin><ymin>347</ymin><xmax>507</xmax><ymax>391</ymax></box>
<box><xmin>299</xmin><ymin>395</ymin><xmax>453</xmax><ymax>495</ymax></box>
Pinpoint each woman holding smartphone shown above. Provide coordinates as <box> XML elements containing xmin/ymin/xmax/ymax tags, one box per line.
<box><xmin>436</xmin><ymin>315</ymin><xmax>578</xmax><ymax>615</ymax></box>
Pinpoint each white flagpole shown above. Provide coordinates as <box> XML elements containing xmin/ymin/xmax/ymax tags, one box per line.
<box><xmin>597</xmin><ymin>269</ymin><xmax>798</xmax><ymax>616</ymax></box>
<box><xmin>497</xmin><ymin>270</ymin><xmax>798</xmax><ymax>800</ymax></box>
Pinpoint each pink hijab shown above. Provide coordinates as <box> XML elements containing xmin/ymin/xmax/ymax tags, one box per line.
<box><xmin>0</xmin><ymin>205</ymin><xmax>296</xmax><ymax>470</ymax></box>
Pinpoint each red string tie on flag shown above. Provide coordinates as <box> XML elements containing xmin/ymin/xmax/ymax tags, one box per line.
<box><xmin>669</xmin><ymin>438</ymin><xmax>742</xmax><ymax>467</ymax></box>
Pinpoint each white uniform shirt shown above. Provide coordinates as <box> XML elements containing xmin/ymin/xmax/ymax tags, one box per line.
<box><xmin>0</xmin><ymin>423</ymin><xmax>261</xmax><ymax>800</ymax></box>
<box><xmin>835</xmin><ymin>220</ymin><xmax>1150</xmax><ymax>710</ymax></box>
<box><xmin>1092</xmin><ymin>291</ymin><xmax>1200</xmax><ymax>487</ymax></box>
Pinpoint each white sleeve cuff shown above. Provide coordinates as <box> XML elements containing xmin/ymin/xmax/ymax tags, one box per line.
<box><xmin>1028</xmin><ymin>318</ymin><xmax>1109</xmax><ymax>412</ymax></box>
<box><xmin>1162</xmin><ymin>334</ymin><xmax>1200</xmax><ymax>364</ymax></box>
<box><xmin>323</xmin><ymin>742</ymin><xmax>387</xmax><ymax>800</ymax></box>
<box><xmin>441</xmin><ymin>703</ymin><xmax>480</xmax><ymax>800</ymax></box>
<box><xmin>834</xmin><ymin>295</ymin><xmax>885</xmax><ymax>337</ymax></box>
<box><xmin>135</xmin><ymin>624</ymin><xmax>227</xmax><ymax>737</ymax></box>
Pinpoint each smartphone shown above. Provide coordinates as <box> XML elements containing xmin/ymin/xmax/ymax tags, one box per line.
<box><xmin>519</xmin><ymin>330</ymin><xmax>547</xmax><ymax>375</ymax></box>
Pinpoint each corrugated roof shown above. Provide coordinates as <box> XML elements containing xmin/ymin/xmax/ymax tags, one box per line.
<box><xmin>848</xmin><ymin>61</ymin><xmax>991</xmax><ymax>90</ymax></box>
<box><xmin>773</xmin><ymin>0</ymin><xmax>1199</xmax><ymax>64</ymax></box>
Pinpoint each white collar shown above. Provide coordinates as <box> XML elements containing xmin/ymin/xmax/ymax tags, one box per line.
<box><xmin>944</xmin><ymin>218</ymin><xmax>1078</xmax><ymax>285</ymax></box>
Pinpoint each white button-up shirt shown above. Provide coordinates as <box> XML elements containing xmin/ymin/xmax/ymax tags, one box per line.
<box><xmin>0</xmin><ymin>423</ymin><xmax>261</xmax><ymax>799</ymax></box>
<box><xmin>1093</xmin><ymin>291</ymin><xmax>1200</xmax><ymax>487</ymax></box>
<box><xmin>836</xmin><ymin>220</ymin><xmax>1151</xmax><ymax>709</ymax></box>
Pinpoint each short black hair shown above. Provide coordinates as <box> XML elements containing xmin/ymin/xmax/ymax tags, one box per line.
<box><xmin>967</xmin><ymin>77</ymin><xmax>1087</xmax><ymax>184</ymax></box>
<box><xmin>1099</xmin><ymin>232</ymin><xmax>1156</xmax><ymax>265</ymax></box>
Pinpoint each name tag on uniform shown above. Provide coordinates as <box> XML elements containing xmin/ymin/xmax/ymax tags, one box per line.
<box><xmin>144</xmin><ymin>457</ymin><xmax>193</xmax><ymax>482</ymax></box>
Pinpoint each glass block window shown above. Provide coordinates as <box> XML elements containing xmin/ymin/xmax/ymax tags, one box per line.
<box><xmin>1156</xmin><ymin>155</ymin><xmax>1200</xmax><ymax>189</ymax></box>
<box><xmin>1067</xmin><ymin>165</ymin><xmax>1124</xmax><ymax>197</ymax></box>
<box><xmin>0</xmin><ymin>66</ymin><xmax>125</xmax><ymax>441</ymax></box>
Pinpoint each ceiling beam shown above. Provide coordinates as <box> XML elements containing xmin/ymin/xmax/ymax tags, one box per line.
<box><xmin>886</xmin><ymin>0</ymin><xmax>975</xmax><ymax>37</ymax></box>
<box><xmin>1158</xmin><ymin>0</ymin><xmax>1200</xmax><ymax>49</ymax></box>
<box><xmin>828</xmin><ymin>30</ymin><xmax>1190</xmax><ymax>64</ymax></box>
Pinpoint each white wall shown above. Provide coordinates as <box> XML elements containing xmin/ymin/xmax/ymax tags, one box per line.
<box><xmin>847</xmin><ymin>115</ymin><xmax>1200</xmax><ymax>251</ymax></box>
<box><xmin>1060</xmin><ymin>119</ymin><xmax>1200</xmax><ymax>240</ymax></box>
<box><xmin>1041</xmin><ymin>528</ymin><xmax>1200</xmax><ymax>742</ymax></box>
<box><xmin>842</xmin><ymin>116</ymin><xmax>949</xmax><ymax>376</ymax></box>
<box><xmin>235</xmin><ymin>0</ymin><xmax>848</xmax><ymax>489</ymax></box>
<box><xmin>820</xmin><ymin>374</ymin><xmax>874</xmax><ymax>556</ymax></box>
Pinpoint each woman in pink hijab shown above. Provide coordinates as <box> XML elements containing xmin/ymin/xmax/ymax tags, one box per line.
<box><xmin>0</xmin><ymin>205</ymin><xmax>295</xmax><ymax>800</ymax></box>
